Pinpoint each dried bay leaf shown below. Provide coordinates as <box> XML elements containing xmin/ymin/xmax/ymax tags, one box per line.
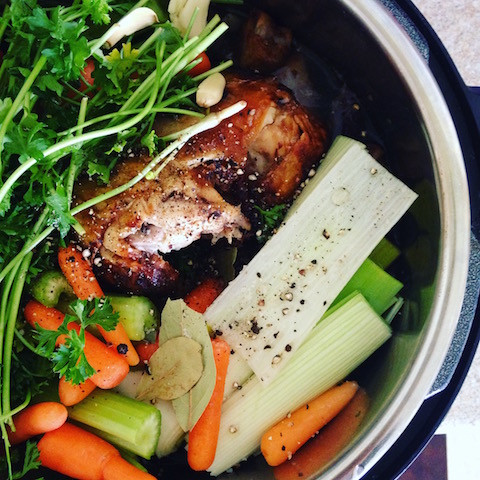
<box><xmin>137</xmin><ymin>336</ymin><xmax>203</xmax><ymax>401</ymax></box>
<box><xmin>159</xmin><ymin>299</ymin><xmax>216</xmax><ymax>432</ymax></box>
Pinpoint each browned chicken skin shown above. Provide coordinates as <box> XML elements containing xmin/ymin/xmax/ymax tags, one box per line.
<box><xmin>161</xmin><ymin>73</ymin><xmax>328</xmax><ymax>206</ymax></box>
<box><xmin>73</xmin><ymin>74</ymin><xmax>328</xmax><ymax>295</ymax></box>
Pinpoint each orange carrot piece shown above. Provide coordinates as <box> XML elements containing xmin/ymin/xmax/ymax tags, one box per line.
<box><xmin>102</xmin><ymin>455</ymin><xmax>156</xmax><ymax>480</ymax></box>
<box><xmin>184</xmin><ymin>278</ymin><xmax>224</xmax><ymax>314</ymax></box>
<box><xmin>24</xmin><ymin>300</ymin><xmax>129</xmax><ymax>390</ymax></box>
<box><xmin>58</xmin><ymin>244</ymin><xmax>104</xmax><ymax>300</ymax></box>
<box><xmin>186</xmin><ymin>52</ymin><xmax>211</xmax><ymax>77</ymax></box>
<box><xmin>273</xmin><ymin>388</ymin><xmax>369</xmax><ymax>480</ymax></box>
<box><xmin>187</xmin><ymin>337</ymin><xmax>230</xmax><ymax>471</ymax></box>
<box><xmin>58</xmin><ymin>376</ymin><xmax>97</xmax><ymax>406</ymax></box>
<box><xmin>261</xmin><ymin>381</ymin><xmax>359</xmax><ymax>467</ymax></box>
<box><xmin>7</xmin><ymin>402</ymin><xmax>68</xmax><ymax>445</ymax></box>
<box><xmin>58</xmin><ymin>244</ymin><xmax>140</xmax><ymax>367</ymax></box>
<box><xmin>38</xmin><ymin>422</ymin><xmax>120</xmax><ymax>480</ymax></box>
<box><xmin>135</xmin><ymin>339</ymin><xmax>159</xmax><ymax>364</ymax></box>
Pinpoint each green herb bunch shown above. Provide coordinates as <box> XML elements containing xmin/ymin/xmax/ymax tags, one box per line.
<box><xmin>0</xmin><ymin>1</ymin><xmax>236</xmax><ymax>477</ymax></box>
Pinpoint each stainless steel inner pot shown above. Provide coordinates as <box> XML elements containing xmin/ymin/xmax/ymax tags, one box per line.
<box><xmin>211</xmin><ymin>0</ymin><xmax>472</xmax><ymax>478</ymax></box>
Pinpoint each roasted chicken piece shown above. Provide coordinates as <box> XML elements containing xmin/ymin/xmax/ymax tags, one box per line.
<box><xmin>159</xmin><ymin>73</ymin><xmax>328</xmax><ymax>207</ymax></box>
<box><xmin>73</xmin><ymin>159</ymin><xmax>250</xmax><ymax>294</ymax></box>
<box><xmin>74</xmin><ymin>74</ymin><xmax>327</xmax><ymax>295</ymax></box>
<box><xmin>239</xmin><ymin>10</ymin><xmax>293</xmax><ymax>73</ymax></box>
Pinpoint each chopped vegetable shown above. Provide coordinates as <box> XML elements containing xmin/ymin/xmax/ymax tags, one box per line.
<box><xmin>30</xmin><ymin>270</ymin><xmax>74</xmax><ymax>308</ymax></box>
<box><xmin>68</xmin><ymin>390</ymin><xmax>162</xmax><ymax>459</ymax></box>
<box><xmin>186</xmin><ymin>52</ymin><xmax>212</xmax><ymax>77</ymax></box>
<box><xmin>107</xmin><ymin>294</ymin><xmax>160</xmax><ymax>341</ymax></box>
<box><xmin>24</xmin><ymin>300</ymin><xmax>129</xmax><ymax>389</ymax></box>
<box><xmin>115</xmin><ymin>370</ymin><xmax>186</xmax><ymax>458</ymax></box>
<box><xmin>331</xmin><ymin>258</ymin><xmax>403</xmax><ymax>315</ymax></box>
<box><xmin>58</xmin><ymin>245</ymin><xmax>105</xmax><ymax>301</ymax></box>
<box><xmin>136</xmin><ymin>339</ymin><xmax>159</xmax><ymax>363</ymax></box>
<box><xmin>58</xmin><ymin>245</ymin><xmax>140</xmax><ymax>366</ymax></box>
<box><xmin>260</xmin><ymin>381</ymin><xmax>359</xmax><ymax>466</ymax></box>
<box><xmin>102</xmin><ymin>455</ymin><xmax>156</xmax><ymax>480</ymax></box>
<box><xmin>184</xmin><ymin>277</ymin><xmax>225</xmax><ymax>313</ymax></box>
<box><xmin>7</xmin><ymin>402</ymin><xmax>68</xmax><ymax>445</ymax></box>
<box><xmin>205</xmin><ymin>136</ymin><xmax>417</xmax><ymax>385</ymax></box>
<box><xmin>207</xmin><ymin>293</ymin><xmax>391</xmax><ymax>475</ymax></box>
<box><xmin>58</xmin><ymin>376</ymin><xmax>96</xmax><ymax>407</ymax></box>
<box><xmin>273</xmin><ymin>388</ymin><xmax>370</xmax><ymax>479</ymax></box>
<box><xmin>38</xmin><ymin>422</ymin><xmax>154</xmax><ymax>480</ymax></box>
<box><xmin>369</xmin><ymin>237</ymin><xmax>401</xmax><ymax>269</ymax></box>
<box><xmin>187</xmin><ymin>337</ymin><xmax>230</xmax><ymax>471</ymax></box>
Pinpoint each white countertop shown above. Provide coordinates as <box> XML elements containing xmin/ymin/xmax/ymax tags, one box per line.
<box><xmin>412</xmin><ymin>0</ymin><xmax>480</xmax><ymax>85</ymax></box>
<box><xmin>409</xmin><ymin>2</ymin><xmax>480</xmax><ymax>479</ymax></box>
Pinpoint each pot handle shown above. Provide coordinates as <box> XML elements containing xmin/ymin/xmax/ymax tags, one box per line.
<box><xmin>427</xmin><ymin>231</ymin><xmax>480</xmax><ymax>397</ymax></box>
<box><xmin>466</xmin><ymin>87</ymin><xmax>480</xmax><ymax>137</ymax></box>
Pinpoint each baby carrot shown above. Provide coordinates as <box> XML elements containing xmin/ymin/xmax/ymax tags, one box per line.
<box><xmin>260</xmin><ymin>381</ymin><xmax>359</xmax><ymax>467</ymax></box>
<box><xmin>102</xmin><ymin>455</ymin><xmax>156</xmax><ymax>480</ymax></box>
<box><xmin>184</xmin><ymin>277</ymin><xmax>224</xmax><ymax>314</ymax></box>
<box><xmin>58</xmin><ymin>244</ymin><xmax>104</xmax><ymax>300</ymax></box>
<box><xmin>7</xmin><ymin>402</ymin><xmax>68</xmax><ymax>445</ymax></box>
<box><xmin>58</xmin><ymin>376</ymin><xmax>97</xmax><ymax>406</ymax></box>
<box><xmin>135</xmin><ymin>339</ymin><xmax>159</xmax><ymax>364</ymax></box>
<box><xmin>24</xmin><ymin>300</ymin><xmax>129</xmax><ymax>390</ymax></box>
<box><xmin>58</xmin><ymin>244</ymin><xmax>140</xmax><ymax>366</ymax></box>
<box><xmin>187</xmin><ymin>337</ymin><xmax>230</xmax><ymax>471</ymax></box>
<box><xmin>273</xmin><ymin>388</ymin><xmax>369</xmax><ymax>480</ymax></box>
<box><xmin>38</xmin><ymin>422</ymin><xmax>120</xmax><ymax>480</ymax></box>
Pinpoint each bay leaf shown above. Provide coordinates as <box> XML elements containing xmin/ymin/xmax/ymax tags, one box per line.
<box><xmin>136</xmin><ymin>336</ymin><xmax>203</xmax><ymax>401</ymax></box>
<box><xmin>159</xmin><ymin>299</ymin><xmax>216</xmax><ymax>432</ymax></box>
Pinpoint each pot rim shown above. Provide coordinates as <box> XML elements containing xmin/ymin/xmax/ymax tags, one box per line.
<box><xmin>318</xmin><ymin>1</ymin><xmax>471</xmax><ymax>478</ymax></box>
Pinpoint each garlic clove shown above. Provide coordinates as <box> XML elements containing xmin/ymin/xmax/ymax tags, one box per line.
<box><xmin>105</xmin><ymin>7</ymin><xmax>159</xmax><ymax>48</ymax></box>
<box><xmin>168</xmin><ymin>0</ymin><xmax>211</xmax><ymax>38</ymax></box>
<box><xmin>196</xmin><ymin>72</ymin><xmax>226</xmax><ymax>108</ymax></box>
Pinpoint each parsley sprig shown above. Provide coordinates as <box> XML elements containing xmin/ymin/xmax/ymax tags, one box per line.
<box><xmin>0</xmin><ymin>440</ymin><xmax>42</xmax><ymax>480</ymax></box>
<box><xmin>35</xmin><ymin>297</ymin><xmax>119</xmax><ymax>384</ymax></box>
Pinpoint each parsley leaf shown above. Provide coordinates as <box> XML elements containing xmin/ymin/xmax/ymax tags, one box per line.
<box><xmin>34</xmin><ymin>297</ymin><xmax>119</xmax><ymax>384</ymax></box>
<box><xmin>254</xmin><ymin>204</ymin><xmax>287</xmax><ymax>242</ymax></box>
<box><xmin>71</xmin><ymin>297</ymin><xmax>119</xmax><ymax>332</ymax></box>
<box><xmin>0</xmin><ymin>439</ymin><xmax>42</xmax><ymax>480</ymax></box>
<box><xmin>3</xmin><ymin>113</ymin><xmax>56</xmax><ymax>163</ymax></box>
<box><xmin>81</xmin><ymin>0</ymin><xmax>112</xmax><ymax>25</ymax></box>
<box><xmin>26</xmin><ymin>6</ymin><xmax>91</xmax><ymax>82</ymax></box>
<box><xmin>45</xmin><ymin>185</ymin><xmax>78</xmax><ymax>238</ymax></box>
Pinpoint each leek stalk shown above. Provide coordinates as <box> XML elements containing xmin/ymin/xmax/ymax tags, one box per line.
<box><xmin>207</xmin><ymin>293</ymin><xmax>392</xmax><ymax>475</ymax></box>
<box><xmin>205</xmin><ymin>136</ymin><xmax>417</xmax><ymax>385</ymax></box>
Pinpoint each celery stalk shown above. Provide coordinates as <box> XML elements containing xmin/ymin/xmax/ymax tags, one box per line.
<box><xmin>107</xmin><ymin>294</ymin><xmax>160</xmax><ymax>341</ymax></box>
<box><xmin>207</xmin><ymin>293</ymin><xmax>392</xmax><ymax>476</ymax></box>
<box><xmin>115</xmin><ymin>370</ymin><xmax>185</xmax><ymax>458</ymax></box>
<box><xmin>68</xmin><ymin>390</ymin><xmax>161</xmax><ymax>459</ymax></box>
